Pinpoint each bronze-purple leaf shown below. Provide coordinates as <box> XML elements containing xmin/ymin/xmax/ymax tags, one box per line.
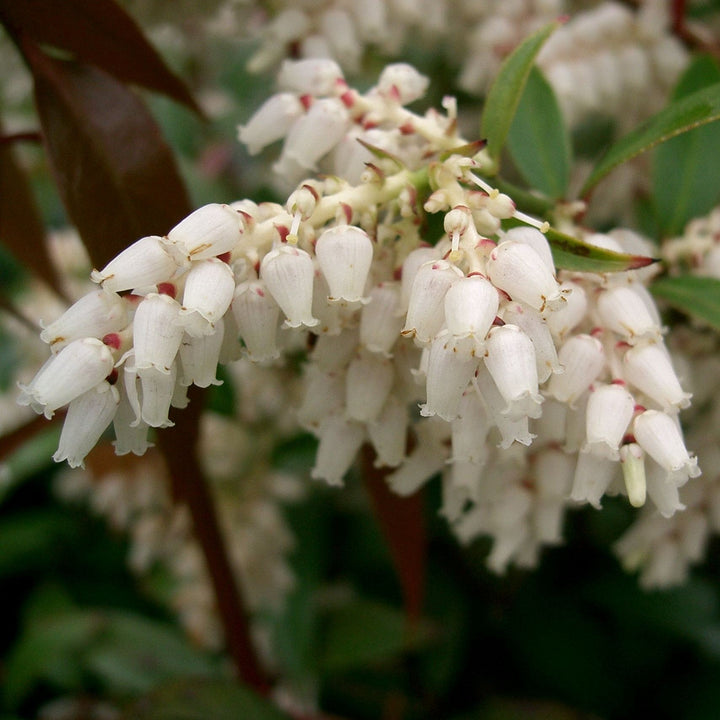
<box><xmin>0</xmin><ymin>139</ymin><xmax>62</xmax><ymax>295</ymax></box>
<box><xmin>23</xmin><ymin>39</ymin><xmax>191</xmax><ymax>270</ymax></box>
<box><xmin>0</xmin><ymin>0</ymin><xmax>200</xmax><ymax>114</ymax></box>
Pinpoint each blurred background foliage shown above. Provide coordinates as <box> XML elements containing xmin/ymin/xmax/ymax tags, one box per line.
<box><xmin>3</xmin><ymin>1</ymin><xmax>720</xmax><ymax>719</ymax></box>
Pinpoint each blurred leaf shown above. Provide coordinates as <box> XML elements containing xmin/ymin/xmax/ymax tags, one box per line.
<box><xmin>581</xmin><ymin>81</ymin><xmax>720</xmax><ymax>195</ymax></box>
<box><xmin>650</xmin><ymin>275</ymin><xmax>720</xmax><ymax>331</ymax></box>
<box><xmin>3</xmin><ymin>608</ymin><xmax>102</xmax><ymax>709</ymax></box>
<box><xmin>653</xmin><ymin>55</ymin><xmax>720</xmax><ymax>236</ymax></box>
<box><xmin>23</xmin><ymin>41</ymin><xmax>191</xmax><ymax>269</ymax></box>
<box><xmin>0</xmin><ymin>426</ymin><xmax>61</xmax><ymax>504</ymax></box>
<box><xmin>0</xmin><ymin>0</ymin><xmax>200</xmax><ymax>112</ymax></box>
<box><xmin>131</xmin><ymin>678</ymin><xmax>291</xmax><ymax>720</ymax></box>
<box><xmin>507</xmin><ymin>66</ymin><xmax>571</xmax><ymax>199</ymax></box>
<box><xmin>0</xmin><ymin>139</ymin><xmax>61</xmax><ymax>294</ymax></box>
<box><xmin>480</xmin><ymin>20</ymin><xmax>562</xmax><ymax>166</ymax></box>
<box><xmin>84</xmin><ymin>611</ymin><xmax>219</xmax><ymax>695</ymax></box>
<box><xmin>320</xmin><ymin>599</ymin><xmax>430</xmax><ymax>673</ymax></box>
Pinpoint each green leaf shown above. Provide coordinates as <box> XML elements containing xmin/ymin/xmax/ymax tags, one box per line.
<box><xmin>131</xmin><ymin>679</ymin><xmax>292</xmax><ymax>720</ymax></box>
<box><xmin>650</xmin><ymin>275</ymin><xmax>720</xmax><ymax>331</ymax></box>
<box><xmin>507</xmin><ymin>66</ymin><xmax>571</xmax><ymax>199</ymax></box>
<box><xmin>23</xmin><ymin>41</ymin><xmax>191</xmax><ymax>270</ymax></box>
<box><xmin>581</xmin><ymin>81</ymin><xmax>720</xmax><ymax>195</ymax></box>
<box><xmin>480</xmin><ymin>20</ymin><xmax>562</xmax><ymax>166</ymax></box>
<box><xmin>652</xmin><ymin>55</ymin><xmax>720</xmax><ymax>236</ymax></box>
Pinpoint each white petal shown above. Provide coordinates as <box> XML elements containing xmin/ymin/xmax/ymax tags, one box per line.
<box><xmin>622</xmin><ymin>342</ymin><xmax>691</xmax><ymax>410</ymax></box>
<box><xmin>231</xmin><ymin>280</ymin><xmax>281</xmax><ymax>362</ymax></box>
<box><xmin>548</xmin><ymin>334</ymin><xmax>605</xmax><ymax>406</ymax></box>
<box><xmin>346</xmin><ymin>352</ymin><xmax>394</xmax><ymax>422</ymax></box>
<box><xmin>178</xmin><ymin>258</ymin><xmax>235</xmax><ymax>337</ymax></box>
<box><xmin>138</xmin><ymin>364</ymin><xmax>178</xmax><ymax>428</ymax></box>
<box><xmin>133</xmin><ymin>293</ymin><xmax>184</xmax><ymax>373</ymax></box>
<box><xmin>583</xmin><ymin>382</ymin><xmax>635</xmax><ymax>459</ymax></box>
<box><xmin>178</xmin><ymin>326</ymin><xmax>224</xmax><ymax>388</ymax></box>
<box><xmin>444</xmin><ymin>275</ymin><xmax>499</xmax><ymax>343</ymax></box>
<box><xmin>315</xmin><ymin>225</ymin><xmax>374</xmax><ymax>304</ymax></box>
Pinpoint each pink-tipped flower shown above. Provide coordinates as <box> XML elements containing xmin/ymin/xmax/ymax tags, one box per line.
<box><xmin>40</xmin><ymin>289</ymin><xmax>128</xmax><ymax>351</ymax></box>
<box><xmin>178</xmin><ymin>258</ymin><xmax>235</xmax><ymax>337</ymax></box>
<box><xmin>315</xmin><ymin>225</ymin><xmax>374</xmax><ymax>304</ymax></box>
<box><xmin>376</xmin><ymin>63</ymin><xmax>429</xmax><ymax>104</ymax></box>
<box><xmin>167</xmin><ymin>204</ymin><xmax>242</xmax><ymax>260</ymax></box>
<box><xmin>231</xmin><ymin>280</ymin><xmax>281</xmax><ymax>362</ymax></box>
<box><xmin>18</xmin><ymin>337</ymin><xmax>115</xmax><ymax>418</ymax></box>
<box><xmin>484</xmin><ymin>324</ymin><xmax>542</xmax><ymax>420</ymax></box>
<box><xmin>260</xmin><ymin>244</ymin><xmax>319</xmax><ymax>328</ymax></box>
<box><xmin>633</xmin><ymin>409</ymin><xmax>701</xmax><ymax>485</ymax></box>
<box><xmin>90</xmin><ymin>235</ymin><xmax>179</xmax><ymax>292</ymax></box>
<box><xmin>486</xmin><ymin>240</ymin><xmax>563</xmax><ymax>312</ymax></box>
<box><xmin>53</xmin><ymin>381</ymin><xmax>119</xmax><ymax>467</ymax></box>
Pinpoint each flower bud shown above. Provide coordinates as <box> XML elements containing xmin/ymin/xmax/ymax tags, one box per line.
<box><xmin>91</xmin><ymin>235</ymin><xmax>178</xmax><ymax>292</ymax></box>
<box><xmin>168</xmin><ymin>204</ymin><xmax>242</xmax><ymax>260</ymax></box>
<box><xmin>376</xmin><ymin>63</ymin><xmax>429</xmax><ymax>104</ymax></box>
<box><xmin>315</xmin><ymin>225</ymin><xmax>373</xmax><ymax>304</ymax></box>
<box><xmin>260</xmin><ymin>244</ymin><xmax>319</xmax><ymax>328</ymax></box>
<box><xmin>620</xmin><ymin>442</ymin><xmax>646</xmax><ymax>508</ymax></box>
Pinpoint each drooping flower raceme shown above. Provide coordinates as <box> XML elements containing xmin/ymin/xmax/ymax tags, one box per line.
<box><xmin>18</xmin><ymin>63</ymin><xmax>699</xmax><ymax>579</ymax></box>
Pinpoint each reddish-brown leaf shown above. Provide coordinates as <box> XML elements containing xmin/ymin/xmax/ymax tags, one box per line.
<box><xmin>0</xmin><ymin>0</ymin><xmax>200</xmax><ymax>113</ymax></box>
<box><xmin>23</xmin><ymin>40</ymin><xmax>191</xmax><ymax>269</ymax></box>
<box><xmin>0</xmin><ymin>140</ymin><xmax>62</xmax><ymax>295</ymax></box>
<box><xmin>362</xmin><ymin>444</ymin><xmax>426</xmax><ymax>624</ymax></box>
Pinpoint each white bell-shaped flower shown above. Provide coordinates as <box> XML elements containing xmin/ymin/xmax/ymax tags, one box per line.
<box><xmin>345</xmin><ymin>352</ymin><xmax>394</xmax><ymax>422</ymax></box>
<box><xmin>486</xmin><ymin>240</ymin><xmax>563</xmax><ymax>311</ymax></box>
<box><xmin>260</xmin><ymin>244</ymin><xmax>319</xmax><ymax>328</ymax></box>
<box><xmin>178</xmin><ymin>325</ymin><xmax>224</xmax><ymax>388</ymax></box>
<box><xmin>544</xmin><ymin>281</ymin><xmax>587</xmax><ymax>341</ymax></box>
<box><xmin>178</xmin><ymin>258</ymin><xmax>235</xmax><ymax>337</ymax></box>
<box><xmin>238</xmin><ymin>93</ymin><xmax>305</xmax><ymax>155</ymax></box>
<box><xmin>138</xmin><ymin>364</ymin><xmax>178</xmax><ymax>428</ymax></box>
<box><xmin>444</xmin><ymin>275</ymin><xmax>498</xmax><ymax>349</ymax></box>
<box><xmin>484</xmin><ymin>324</ymin><xmax>542</xmax><ymax>420</ymax></box>
<box><xmin>535</xmin><ymin>447</ymin><xmax>575</xmax><ymax>499</ymax></box>
<box><xmin>596</xmin><ymin>284</ymin><xmax>662</xmax><ymax>343</ymax></box>
<box><xmin>133</xmin><ymin>293</ymin><xmax>184</xmax><ymax>373</ymax></box>
<box><xmin>40</xmin><ymin>290</ymin><xmax>128</xmax><ymax>351</ymax></box>
<box><xmin>277</xmin><ymin>58</ymin><xmax>344</xmax><ymax>95</ymax></box>
<box><xmin>570</xmin><ymin>449</ymin><xmax>618</xmax><ymax>509</ymax></box>
<box><xmin>312</xmin><ymin>327</ymin><xmax>359</xmax><ymax>372</ymax></box>
<box><xmin>633</xmin><ymin>409</ymin><xmax>700</xmax><ymax>484</ymax></box>
<box><xmin>420</xmin><ymin>334</ymin><xmax>479</xmax><ymax>421</ymax></box>
<box><xmin>53</xmin><ymin>381</ymin><xmax>120</xmax><ymax>467</ymax></box>
<box><xmin>315</xmin><ymin>225</ymin><xmax>373</xmax><ymax>304</ymax></box>
<box><xmin>622</xmin><ymin>342</ymin><xmax>691</xmax><ymax>410</ymax></box>
<box><xmin>231</xmin><ymin>280</ymin><xmax>281</xmax><ymax>362</ymax></box>
<box><xmin>112</xmin><ymin>389</ymin><xmax>153</xmax><ymax>456</ymax></box>
<box><xmin>360</xmin><ymin>282</ymin><xmax>404</xmax><ymax>356</ymax></box>
<box><xmin>18</xmin><ymin>337</ymin><xmax>115</xmax><ymax>418</ymax></box>
<box><xmin>645</xmin><ymin>461</ymin><xmax>686</xmax><ymax>518</ymax></box>
<box><xmin>450</xmin><ymin>388</ymin><xmax>491</xmax><ymax>464</ymax></box>
<box><xmin>167</xmin><ymin>204</ymin><xmax>242</xmax><ymax>260</ymax></box>
<box><xmin>387</xmin><ymin>419</ymin><xmax>448</xmax><ymax>496</ymax></box>
<box><xmin>311</xmin><ymin>415</ymin><xmax>365</xmax><ymax>486</ymax></box>
<box><xmin>583</xmin><ymin>382</ymin><xmax>636</xmax><ymax>459</ymax></box>
<box><xmin>91</xmin><ymin>235</ymin><xmax>179</xmax><ymax>292</ymax></box>
<box><xmin>548</xmin><ymin>334</ymin><xmax>605</xmax><ymax>406</ymax></box>
<box><xmin>278</xmin><ymin>98</ymin><xmax>349</xmax><ymax>171</ymax></box>
<box><xmin>502</xmin><ymin>226</ymin><xmax>555</xmax><ymax>276</ymax></box>
<box><xmin>502</xmin><ymin>302</ymin><xmax>561</xmax><ymax>383</ymax></box>
<box><xmin>367</xmin><ymin>394</ymin><xmax>407</xmax><ymax>468</ymax></box>
<box><xmin>400</xmin><ymin>246</ymin><xmax>441</xmax><ymax>310</ymax></box>
<box><xmin>311</xmin><ymin>268</ymin><xmax>343</xmax><ymax>335</ymax></box>
<box><xmin>402</xmin><ymin>259</ymin><xmax>463</xmax><ymax>344</ymax></box>
<box><xmin>296</xmin><ymin>367</ymin><xmax>346</xmax><ymax>430</ymax></box>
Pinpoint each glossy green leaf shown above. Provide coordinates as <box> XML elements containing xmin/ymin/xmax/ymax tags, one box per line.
<box><xmin>581</xmin><ymin>81</ymin><xmax>720</xmax><ymax>195</ymax></box>
<box><xmin>480</xmin><ymin>20</ymin><xmax>562</xmax><ymax>166</ymax></box>
<box><xmin>131</xmin><ymin>679</ymin><xmax>292</xmax><ymax>720</ymax></box>
<box><xmin>0</xmin><ymin>0</ymin><xmax>200</xmax><ymax>112</ymax></box>
<box><xmin>507</xmin><ymin>66</ymin><xmax>571</xmax><ymax>199</ymax></box>
<box><xmin>650</xmin><ymin>274</ymin><xmax>720</xmax><ymax>331</ymax></box>
<box><xmin>652</xmin><ymin>56</ymin><xmax>720</xmax><ymax>236</ymax></box>
<box><xmin>24</xmin><ymin>41</ymin><xmax>191</xmax><ymax>269</ymax></box>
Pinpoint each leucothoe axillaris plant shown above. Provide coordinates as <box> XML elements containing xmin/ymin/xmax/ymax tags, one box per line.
<box><xmin>16</xmin><ymin>46</ymin><xmax>705</xmax><ymax>577</ymax></box>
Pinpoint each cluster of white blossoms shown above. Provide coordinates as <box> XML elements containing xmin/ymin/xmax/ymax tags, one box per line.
<box><xmin>16</xmin><ymin>61</ymin><xmax>703</xmax><ymax>575</ymax></box>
